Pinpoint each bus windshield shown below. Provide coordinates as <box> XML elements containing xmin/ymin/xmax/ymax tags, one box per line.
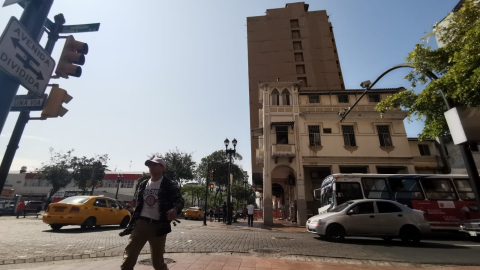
<box><xmin>320</xmin><ymin>185</ymin><xmax>333</xmax><ymax>207</ymax></box>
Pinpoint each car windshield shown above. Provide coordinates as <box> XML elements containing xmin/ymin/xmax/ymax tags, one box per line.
<box><xmin>328</xmin><ymin>201</ymin><xmax>355</xmax><ymax>212</ymax></box>
<box><xmin>59</xmin><ymin>196</ymin><xmax>90</xmax><ymax>204</ymax></box>
<box><xmin>188</xmin><ymin>207</ymin><xmax>198</xmax><ymax>210</ymax></box>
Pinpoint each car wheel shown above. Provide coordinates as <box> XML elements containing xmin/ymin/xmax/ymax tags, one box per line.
<box><xmin>382</xmin><ymin>237</ymin><xmax>394</xmax><ymax>242</ymax></box>
<box><xmin>326</xmin><ymin>224</ymin><xmax>345</xmax><ymax>242</ymax></box>
<box><xmin>51</xmin><ymin>225</ymin><xmax>62</xmax><ymax>231</ymax></box>
<box><xmin>81</xmin><ymin>217</ymin><xmax>96</xmax><ymax>230</ymax></box>
<box><xmin>400</xmin><ymin>226</ymin><xmax>421</xmax><ymax>244</ymax></box>
<box><xmin>185</xmin><ymin>217</ymin><xmax>188</xmax><ymax>220</ymax></box>
<box><xmin>120</xmin><ymin>216</ymin><xmax>130</xmax><ymax>228</ymax></box>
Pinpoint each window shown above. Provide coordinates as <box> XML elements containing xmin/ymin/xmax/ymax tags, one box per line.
<box><xmin>309</xmin><ymin>94</ymin><xmax>320</xmax><ymax>103</ymax></box>
<box><xmin>276</xmin><ymin>126</ymin><xmax>289</xmax><ymax>144</ymax></box>
<box><xmin>296</xmin><ymin>65</ymin><xmax>305</xmax><ymax>74</ymax></box>
<box><xmin>337</xmin><ymin>94</ymin><xmax>349</xmax><ymax>103</ymax></box>
<box><xmin>471</xmin><ymin>143</ymin><xmax>479</xmax><ymax>152</ymax></box>
<box><xmin>298</xmin><ymin>77</ymin><xmax>307</xmax><ymax>87</ymax></box>
<box><xmin>101</xmin><ymin>180</ymin><xmax>117</xmax><ymax>188</ymax></box>
<box><xmin>342</xmin><ymin>125</ymin><xmax>356</xmax><ymax>146</ymax></box>
<box><xmin>308</xmin><ymin>126</ymin><xmax>321</xmax><ymax>146</ymax></box>
<box><xmin>453</xmin><ymin>179</ymin><xmax>475</xmax><ymax>201</ymax></box>
<box><xmin>320</xmin><ymin>185</ymin><xmax>333</xmax><ymax>207</ymax></box>
<box><xmin>362</xmin><ymin>178</ymin><xmax>391</xmax><ymax>199</ymax></box>
<box><xmin>290</xmin><ymin>19</ymin><xmax>299</xmax><ymax>28</ymax></box>
<box><xmin>93</xmin><ymin>199</ymin><xmax>107</xmax><ymax>208</ymax></box>
<box><xmin>281</xmin><ymin>89</ymin><xmax>290</xmax><ymax>105</ymax></box>
<box><xmin>270</xmin><ymin>89</ymin><xmax>280</xmax><ymax>106</ymax></box>
<box><xmin>388</xmin><ymin>178</ymin><xmax>424</xmax><ymax>200</ymax></box>
<box><xmin>377</xmin><ymin>125</ymin><xmax>392</xmax><ymax>146</ymax></box>
<box><xmin>60</xmin><ymin>196</ymin><xmax>90</xmax><ymax>204</ymax></box>
<box><xmin>323</xmin><ymin>128</ymin><xmax>332</xmax><ymax>134</ymax></box>
<box><xmin>121</xmin><ymin>179</ymin><xmax>134</xmax><ymax>188</ymax></box>
<box><xmin>291</xmin><ymin>30</ymin><xmax>301</xmax><ymax>39</ymax></box>
<box><xmin>294</xmin><ymin>52</ymin><xmax>304</xmax><ymax>62</ymax></box>
<box><xmin>376</xmin><ymin>201</ymin><xmax>402</xmax><ymax>213</ymax></box>
<box><xmin>293</xmin><ymin>41</ymin><xmax>302</xmax><ymax>50</ymax></box>
<box><xmin>420</xmin><ymin>179</ymin><xmax>458</xmax><ymax>200</ymax></box>
<box><xmin>108</xmin><ymin>200</ymin><xmax>120</xmax><ymax>209</ymax></box>
<box><xmin>348</xmin><ymin>202</ymin><xmax>375</xmax><ymax>215</ymax></box>
<box><xmin>336</xmin><ymin>182</ymin><xmax>363</xmax><ymax>205</ymax></box>
<box><xmin>368</xmin><ymin>94</ymin><xmax>380</xmax><ymax>102</ymax></box>
<box><xmin>418</xmin><ymin>144</ymin><xmax>431</xmax><ymax>156</ymax></box>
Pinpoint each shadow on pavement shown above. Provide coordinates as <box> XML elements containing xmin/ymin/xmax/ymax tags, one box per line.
<box><xmin>42</xmin><ymin>225</ymin><xmax>122</xmax><ymax>234</ymax></box>
<box><xmin>313</xmin><ymin>236</ymin><xmax>469</xmax><ymax>249</ymax></box>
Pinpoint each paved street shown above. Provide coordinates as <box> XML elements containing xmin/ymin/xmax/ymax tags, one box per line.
<box><xmin>1</xmin><ymin>216</ymin><xmax>480</xmax><ymax>266</ymax></box>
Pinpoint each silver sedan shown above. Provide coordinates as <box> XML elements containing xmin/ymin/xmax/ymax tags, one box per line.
<box><xmin>307</xmin><ymin>199</ymin><xmax>430</xmax><ymax>243</ymax></box>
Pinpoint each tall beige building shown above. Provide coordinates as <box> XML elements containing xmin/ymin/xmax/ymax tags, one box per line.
<box><xmin>248</xmin><ymin>2</ymin><xmax>344</xmax><ymax>204</ymax></box>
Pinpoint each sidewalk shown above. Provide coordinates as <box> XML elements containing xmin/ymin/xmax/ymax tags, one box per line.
<box><xmin>4</xmin><ymin>253</ymin><xmax>477</xmax><ymax>270</ymax></box>
<box><xmin>207</xmin><ymin>217</ymin><xmax>305</xmax><ymax>232</ymax></box>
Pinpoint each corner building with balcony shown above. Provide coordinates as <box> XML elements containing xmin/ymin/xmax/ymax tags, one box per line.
<box><xmin>247</xmin><ymin>3</ymin><xmax>443</xmax><ymax>226</ymax></box>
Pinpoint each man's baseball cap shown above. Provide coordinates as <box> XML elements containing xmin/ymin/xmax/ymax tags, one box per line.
<box><xmin>145</xmin><ymin>157</ymin><xmax>166</xmax><ymax>168</ymax></box>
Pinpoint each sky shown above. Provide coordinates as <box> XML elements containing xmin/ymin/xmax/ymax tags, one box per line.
<box><xmin>0</xmin><ymin>0</ymin><xmax>459</xmax><ymax>180</ymax></box>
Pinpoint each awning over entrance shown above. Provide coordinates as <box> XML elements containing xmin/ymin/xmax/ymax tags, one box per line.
<box><xmin>270</xmin><ymin>121</ymin><xmax>294</xmax><ymax>129</ymax></box>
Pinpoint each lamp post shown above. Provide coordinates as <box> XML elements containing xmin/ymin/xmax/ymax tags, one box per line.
<box><xmin>339</xmin><ymin>64</ymin><xmax>480</xmax><ymax>212</ymax></box>
<box><xmin>224</xmin><ymin>138</ymin><xmax>237</xmax><ymax>225</ymax></box>
<box><xmin>244</xmin><ymin>178</ymin><xmax>248</xmax><ymax>209</ymax></box>
<box><xmin>116</xmin><ymin>173</ymin><xmax>124</xmax><ymax>199</ymax></box>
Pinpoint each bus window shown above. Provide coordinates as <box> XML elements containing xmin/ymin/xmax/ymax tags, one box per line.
<box><xmin>320</xmin><ymin>185</ymin><xmax>333</xmax><ymax>207</ymax></box>
<box><xmin>420</xmin><ymin>179</ymin><xmax>458</xmax><ymax>200</ymax></box>
<box><xmin>361</xmin><ymin>178</ymin><xmax>391</xmax><ymax>199</ymax></box>
<box><xmin>336</xmin><ymin>182</ymin><xmax>363</xmax><ymax>205</ymax></box>
<box><xmin>388</xmin><ymin>178</ymin><xmax>424</xmax><ymax>200</ymax></box>
<box><xmin>454</xmin><ymin>179</ymin><xmax>475</xmax><ymax>201</ymax></box>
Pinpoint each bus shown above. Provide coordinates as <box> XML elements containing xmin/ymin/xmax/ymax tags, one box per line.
<box><xmin>313</xmin><ymin>174</ymin><xmax>479</xmax><ymax>231</ymax></box>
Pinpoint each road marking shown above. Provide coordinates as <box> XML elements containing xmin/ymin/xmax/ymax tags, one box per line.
<box><xmin>454</xmin><ymin>244</ymin><xmax>480</xmax><ymax>247</ymax></box>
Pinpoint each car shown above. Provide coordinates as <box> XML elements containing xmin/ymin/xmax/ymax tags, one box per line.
<box><xmin>0</xmin><ymin>200</ymin><xmax>16</xmax><ymax>216</ymax></box>
<box><xmin>184</xmin><ymin>207</ymin><xmax>204</xmax><ymax>220</ymax></box>
<box><xmin>43</xmin><ymin>196</ymin><xmax>131</xmax><ymax>231</ymax></box>
<box><xmin>306</xmin><ymin>199</ymin><xmax>430</xmax><ymax>244</ymax></box>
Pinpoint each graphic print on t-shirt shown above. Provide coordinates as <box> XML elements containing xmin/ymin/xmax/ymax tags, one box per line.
<box><xmin>140</xmin><ymin>178</ymin><xmax>162</xmax><ymax>220</ymax></box>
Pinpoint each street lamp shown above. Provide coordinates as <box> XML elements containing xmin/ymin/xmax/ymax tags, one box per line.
<box><xmin>224</xmin><ymin>138</ymin><xmax>237</xmax><ymax>225</ymax></box>
<box><xmin>116</xmin><ymin>173</ymin><xmax>124</xmax><ymax>199</ymax></box>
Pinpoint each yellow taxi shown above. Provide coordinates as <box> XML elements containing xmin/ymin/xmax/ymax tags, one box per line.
<box><xmin>184</xmin><ymin>207</ymin><xmax>204</xmax><ymax>220</ymax></box>
<box><xmin>43</xmin><ymin>195</ymin><xmax>131</xmax><ymax>231</ymax></box>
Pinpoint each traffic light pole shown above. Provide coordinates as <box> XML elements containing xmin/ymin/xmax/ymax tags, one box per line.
<box><xmin>0</xmin><ymin>1</ymin><xmax>55</xmax><ymax>193</ymax></box>
<box><xmin>203</xmin><ymin>164</ymin><xmax>209</xmax><ymax>226</ymax></box>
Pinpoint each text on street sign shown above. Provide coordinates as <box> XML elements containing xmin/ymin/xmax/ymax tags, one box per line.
<box><xmin>60</xmin><ymin>23</ymin><xmax>100</xmax><ymax>34</ymax></box>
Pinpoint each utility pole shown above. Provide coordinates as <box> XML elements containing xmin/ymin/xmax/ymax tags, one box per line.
<box><xmin>90</xmin><ymin>163</ymin><xmax>97</xmax><ymax>196</ymax></box>
<box><xmin>203</xmin><ymin>164</ymin><xmax>209</xmax><ymax>226</ymax></box>
<box><xmin>0</xmin><ymin>12</ymin><xmax>63</xmax><ymax>196</ymax></box>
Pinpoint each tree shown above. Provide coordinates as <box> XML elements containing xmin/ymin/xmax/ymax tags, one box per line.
<box><xmin>376</xmin><ymin>0</ymin><xmax>480</xmax><ymax>139</ymax></box>
<box><xmin>151</xmin><ymin>148</ymin><xmax>196</xmax><ymax>189</ymax></box>
<box><xmin>36</xmin><ymin>148</ymin><xmax>74</xmax><ymax>201</ymax></box>
<box><xmin>71</xmin><ymin>154</ymin><xmax>109</xmax><ymax>194</ymax></box>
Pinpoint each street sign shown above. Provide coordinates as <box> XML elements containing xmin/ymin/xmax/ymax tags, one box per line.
<box><xmin>60</xmin><ymin>23</ymin><xmax>100</xmax><ymax>34</ymax></box>
<box><xmin>0</xmin><ymin>17</ymin><xmax>55</xmax><ymax>97</ymax></box>
<box><xmin>10</xmin><ymin>94</ymin><xmax>47</xmax><ymax>111</ymax></box>
<box><xmin>3</xmin><ymin>0</ymin><xmax>25</xmax><ymax>7</ymax></box>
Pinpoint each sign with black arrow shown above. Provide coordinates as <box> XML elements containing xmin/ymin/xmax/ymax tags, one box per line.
<box><xmin>0</xmin><ymin>17</ymin><xmax>55</xmax><ymax>97</ymax></box>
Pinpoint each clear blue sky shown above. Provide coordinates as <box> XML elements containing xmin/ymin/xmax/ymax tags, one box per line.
<box><xmin>0</xmin><ymin>0</ymin><xmax>458</xmax><ymax>179</ymax></box>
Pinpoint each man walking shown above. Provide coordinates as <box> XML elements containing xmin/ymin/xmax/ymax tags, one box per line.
<box><xmin>222</xmin><ymin>202</ymin><xmax>227</xmax><ymax>223</ymax></box>
<box><xmin>121</xmin><ymin>157</ymin><xmax>184</xmax><ymax>270</ymax></box>
<box><xmin>16</xmin><ymin>201</ymin><xmax>25</xmax><ymax>218</ymax></box>
<box><xmin>247</xmin><ymin>203</ymin><xmax>255</xmax><ymax>227</ymax></box>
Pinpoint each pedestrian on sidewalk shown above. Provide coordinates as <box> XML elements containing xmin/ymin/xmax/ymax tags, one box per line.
<box><xmin>16</xmin><ymin>201</ymin><xmax>25</xmax><ymax>218</ymax></box>
<box><xmin>209</xmin><ymin>208</ymin><xmax>214</xmax><ymax>222</ymax></box>
<box><xmin>222</xmin><ymin>202</ymin><xmax>227</xmax><ymax>223</ymax></box>
<box><xmin>247</xmin><ymin>203</ymin><xmax>254</xmax><ymax>227</ymax></box>
<box><xmin>120</xmin><ymin>157</ymin><xmax>184</xmax><ymax>270</ymax></box>
<box><xmin>242</xmin><ymin>208</ymin><xmax>247</xmax><ymax>220</ymax></box>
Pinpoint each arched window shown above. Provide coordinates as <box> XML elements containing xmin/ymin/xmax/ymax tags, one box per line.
<box><xmin>281</xmin><ymin>89</ymin><xmax>291</xmax><ymax>105</ymax></box>
<box><xmin>271</xmin><ymin>89</ymin><xmax>280</xmax><ymax>106</ymax></box>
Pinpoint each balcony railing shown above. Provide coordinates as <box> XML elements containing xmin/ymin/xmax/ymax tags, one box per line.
<box><xmin>256</xmin><ymin>149</ymin><xmax>264</xmax><ymax>165</ymax></box>
<box><xmin>271</xmin><ymin>144</ymin><xmax>296</xmax><ymax>158</ymax></box>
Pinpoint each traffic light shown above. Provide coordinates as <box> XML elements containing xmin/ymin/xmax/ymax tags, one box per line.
<box><xmin>41</xmin><ymin>85</ymin><xmax>73</xmax><ymax>118</ymax></box>
<box><xmin>55</xmin><ymin>35</ymin><xmax>88</xmax><ymax>78</ymax></box>
<box><xmin>210</xmin><ymin>184</ymin><xmax>214</xmax><ymax>192</ymax></box>
<box><xmin>86</xmin><ymin>180</ymin><xmax>92</xmax><ymax>188</ymax></box>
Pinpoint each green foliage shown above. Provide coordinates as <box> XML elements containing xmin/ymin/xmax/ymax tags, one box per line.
<box><xmin>36</xmin><ymin>148</ymin><xmax>74</xmax><ymax>200</ymax></box>
<box><xmin>151</xmin><ymin>148</ymin><xmax>196</xmax><ymax>189</ymax></box>
<box><xmin>182</xmin><ymin>184</ymin><xmax>205</xmax><ymax>207</ymax></box>
<box><xmin>195</xmin><ymin>150</ymin><xmax>244</xmax><ymax>189</ymax></box>
<box><xmin>71</xmin><ymin>154</ymin><xmax>109</xmax><ymax>192</ymax></box>
<box><xmin>376</xmin><ymin>0</ymin><xmax>480</xmax><ymax>139</ymax></box>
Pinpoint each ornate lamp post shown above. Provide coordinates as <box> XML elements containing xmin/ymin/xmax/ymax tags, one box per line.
<box><xmin>224</xmin><ymin>138</ymin><xmax>237</xmax><ymax>225</ymax></box>
<box><xmin>116</xmin><ymin>173</ymin><xmax>124</xmax><ymax>199</ymax></box>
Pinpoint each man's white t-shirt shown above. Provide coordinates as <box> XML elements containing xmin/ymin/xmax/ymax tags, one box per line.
<box><xmin>140</xmin><ymin>177</ymin><xmax>163</xmax><ymax>220</ymax></box>
<box><xmin>247</xmin><ymin>204</ymin><xmax>255</xmax><ymax>215</ymax></box>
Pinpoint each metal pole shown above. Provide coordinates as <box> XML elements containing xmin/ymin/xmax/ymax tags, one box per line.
<box><xmin>90</xmin><ymin>164</ymin><xmax>97</xmax><ymax>196</ymax></box>
<box><xmin>0</xmin><ymin>0</ymin><xmax>54</xmax><ymax>135</ymax></box>
<box><xmin>226</xmin><ymin>154</ymin><xmax>232</xmax><ymax>225</ymax></box>
<box><xmin>244</xmin><ymin>180</ymin><xmax>247</xmax><ymax>209</ymax></box>
<box><xmin>203</xmin><ymin>164</ymin><xmax>209</xmax><ymax>226</ymax></box>
<box><xmin>0</xmin><ymin>4</ymin><xmax>57</xmax><ymax>193</ymax></box>
<box><xmin>115</xmin><ymin>179</ymin><xmax>120</xmax><ymax>199</ymax></box>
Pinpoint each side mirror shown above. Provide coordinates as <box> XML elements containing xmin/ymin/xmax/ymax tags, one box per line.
<box><xmin>347</xmin><ymin>209</ymin><xmax>354</xmax><ymax>215</ymax></box>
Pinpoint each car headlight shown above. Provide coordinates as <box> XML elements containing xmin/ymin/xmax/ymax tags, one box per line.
<box><xmin>309</xmin><ymin>219</ymin><xmax>322</xmax><ymax>225</ymax></box>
